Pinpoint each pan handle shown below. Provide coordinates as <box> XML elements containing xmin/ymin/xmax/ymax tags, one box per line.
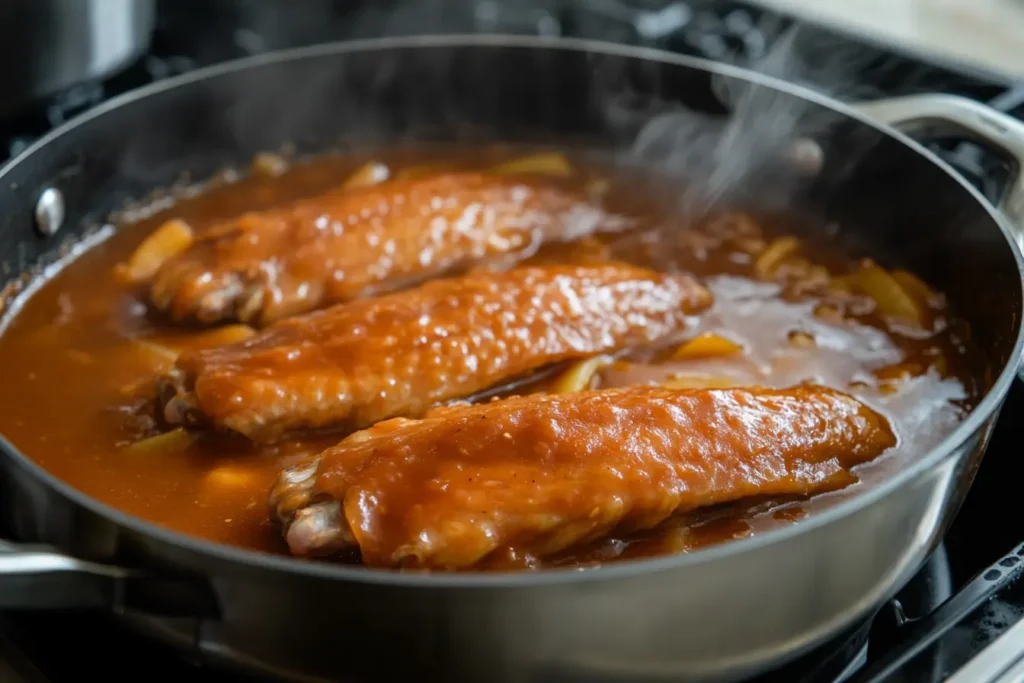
<box><xmin>0</xmin><ymin>540</ymin><xmax>219</xmax><ymax>617</ymax></box>
<box><xmin>852</xmin><ymin>94</ymin><xmax>1024</xmax><ymax>243</ymax></box>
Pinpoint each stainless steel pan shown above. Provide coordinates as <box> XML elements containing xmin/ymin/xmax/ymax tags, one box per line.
<box><xmin>0</xmin><ymin>36</ymin><xmax>1022</xmax><ymax>683</ymax></box>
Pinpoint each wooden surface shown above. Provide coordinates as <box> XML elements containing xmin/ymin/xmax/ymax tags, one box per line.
<box><xmin>748</xmin><ymin>0</ymin><xmax>1024</xmax><ymax>81</ymax></box>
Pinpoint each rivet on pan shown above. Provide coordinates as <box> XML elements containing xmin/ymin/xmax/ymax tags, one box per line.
<box><xmin>34</xmin><ymin>187</ymin><xmax>65</xmax><ymax>237</ymax></box>
<box><xmin>786</xmin><ymin>138</ymin><xmax>825</xmax><ymax>176</ymax></box>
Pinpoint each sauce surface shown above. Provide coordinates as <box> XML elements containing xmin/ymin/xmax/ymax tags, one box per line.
<box><xmin>0</xmin><ymin>149</ymin><xmax>981</xmax><ymax>565</ymax></box>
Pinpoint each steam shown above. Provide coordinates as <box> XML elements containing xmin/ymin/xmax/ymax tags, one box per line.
<box><xmin>116</xmin><ymin>5</ymin><xmax>933</xmax><ymax>234</ymax></box>
<box><xmin>620</xmin><ymin>23</ymin><xmax>891</xmax><ymax>219</ymax></box>
<box><xmin>180</xmin><ymin>1</ymin><xmax>904</xmax><ymax>209</ymax></box>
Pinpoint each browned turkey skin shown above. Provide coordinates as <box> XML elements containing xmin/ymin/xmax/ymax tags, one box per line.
<box><xmin>148</xmin><ymin>172</ymin><xmax>627</xmax><ymax>325</ymax></box>
<box><xmin>270</xmin><ymin>384</ymin><xmax>896</xmax><ymax>570</ymax></box>
<box><xmin>159</xmin><ymin>263</ymin><xmax>712</xmax><ymax>441</ymax></box>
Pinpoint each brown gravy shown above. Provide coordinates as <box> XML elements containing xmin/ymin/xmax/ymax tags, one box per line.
<box><xmin>0</xmin><ymin>149</ymin><xmax>981</xmax><ymax>565</ymax></box>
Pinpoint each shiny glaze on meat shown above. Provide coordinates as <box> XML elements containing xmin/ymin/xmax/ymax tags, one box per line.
<box><xmin>272</xmin><ymin>385</ymin><xmax>895</xmax><ymax>569</ymax></box>
<box><xmin>0</xmin><ymin>149</ymin><xmax>981</xmax><ymax>562</ymax></box>
<box><xmin>149</xmin><ymin>172</ymin><xmax>626</xmax><ymax>325</ymax></box>
<box><xmin>161</xmin><ymin>263</ymin><xmax>710</xmax><ymax>441</ymax></box>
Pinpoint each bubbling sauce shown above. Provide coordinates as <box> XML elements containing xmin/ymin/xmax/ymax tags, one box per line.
<box><xmin>0</xmin><ymin>149</ymin><xmax>981</xmax><ymax>566</ymax></box>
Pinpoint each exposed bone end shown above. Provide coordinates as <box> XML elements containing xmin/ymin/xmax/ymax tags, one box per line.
<box><xmin>156</xmin><ymin>370</ymin><xmax>205</xmax><ymax>428</ymax></box>
<box><xmin>148</xmin><ymin>250</ymin><xmax>263</xmax><ymax>326</ymax></box>
<box><xmin>235</xmin><ymin>286</ymin><xmax>265</xmax><ymax>325</ymax></box>
<box><xmin>194</xmin><ymin>279</ymin><xmax>246</xmax><ymax>324</ymax></box>
<box><xmin>268</xmin><ymin>456</ymin><xmax>321</xmax><ymax>526</ymax></box>
<box><xmin>285</xmin><ymin>500</ymin><xmax>356</xmax><ymax>557</ymax></box>
<box><xmin>269</xmin><ymin>456</ymin><xmax>357</xmax><ymax>557</ymax></box>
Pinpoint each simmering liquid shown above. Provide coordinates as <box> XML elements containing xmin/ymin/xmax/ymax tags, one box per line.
<box><xmin>0</xmin><ymin>149</ymin><xmax>982</xmax><ymax>566</ymax></box>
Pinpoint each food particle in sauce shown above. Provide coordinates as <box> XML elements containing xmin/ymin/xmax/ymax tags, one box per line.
<box><xmin>204</xmin><ymin>464</ymin><xmax>260</xmax><ymax>493</ymax></box>
<box><xmin>489</xmin><ymin>151</ymin><xmax>574</xmax><ymax>177</ymax></box>
<box><xmin>787</xmin><ymin>330</ymin><xmax>817</xmax><ymax>348</ymax></box>
<box><xmin>251</xmin><ymin>152</ymin><xmax>290</xmax><ymax>178</ymax></box>
<box><xmin>671</xmin><ymin>332</ymin><xmax>744</xmax><ymax>360</ymax></box>
<box><xmin>549</xmin><ymin>355</ymin><xmax>614</xmax><ymax>394</ymax></box>
<box><xmin>753</xmin><ymin>235</ymin><xmax>801</xmax><ymax>279</ymax></box>
<box><xmin>833</xmin><ymin>261</ymin><xmax>927</xmax><ymax>327</ymax></box>
<box><xmin>114</xmin><ymin>218</ymin><xmax>194</xmax><ymax>284</ymax></box>
<box><xmin>341</xmin><ymin>160</ymin><xmax>390</xmax><ymax>189</ymax></box>
<box><xmin>123</xmin><ymin>427</ymin><xmax>196</xmax><ymax>456</ymax></box>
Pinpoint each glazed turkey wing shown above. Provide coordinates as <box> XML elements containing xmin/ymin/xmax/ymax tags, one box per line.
<box><xmin>270</xmin><ymin>384</ymin><xmax>896</xmax><ymax>569</ymax></box>
<box><xmin>149</xmin><ymin>172</ymin><xmax>626</xmax><ymax>325</ymax></box>
<box><xmin>160</xmin><ymin>263</ymin><xmax>711</xmax><ymax>441</ymax></box>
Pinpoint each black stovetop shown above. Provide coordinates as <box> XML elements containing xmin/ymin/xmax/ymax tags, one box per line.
<box><xmin>2</xmin><ymin>1</ymin><xmax>1023</xmax><ymax>681</ymax></box>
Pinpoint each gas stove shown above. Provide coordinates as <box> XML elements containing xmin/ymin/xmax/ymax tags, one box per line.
<box><xmin>2</xmin><ymin>1</ymin><xmax>1024</xmax><ymax>682</ymax></box>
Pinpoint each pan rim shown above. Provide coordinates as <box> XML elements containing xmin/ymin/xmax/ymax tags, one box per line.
<box><xmin>1</xmin><ymin>33</ymin><xmax>1022</xmax><ymax>588</ymax></box>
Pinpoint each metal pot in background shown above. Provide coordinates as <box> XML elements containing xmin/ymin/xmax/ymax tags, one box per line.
<box><xmin>0</xmin><ymin>0</ymin><xmax>156</xmax><ymax>118</ymax></box>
